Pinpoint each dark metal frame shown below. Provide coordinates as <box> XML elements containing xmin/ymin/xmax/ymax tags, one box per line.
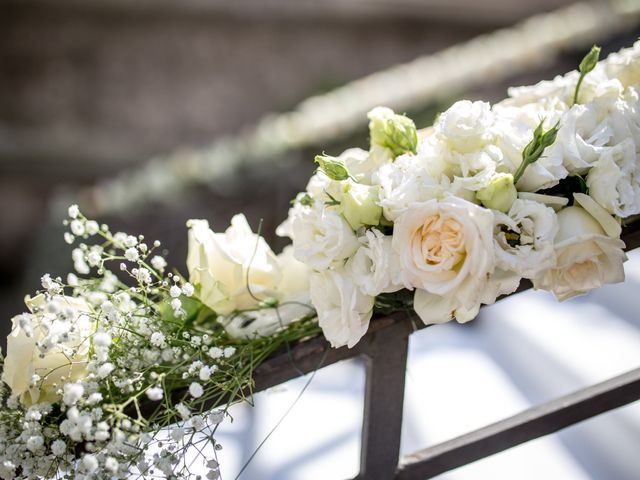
<box><xmin>250</xmin><ymin>220</ymin><xmax>640</xmax><ymax>480</ymax></box>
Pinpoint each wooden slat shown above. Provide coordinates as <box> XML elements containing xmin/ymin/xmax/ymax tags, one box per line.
<box><xmin>396</xmin><ymin>367</ymin><xmax>640</xmax><ymax>479</ymax></box>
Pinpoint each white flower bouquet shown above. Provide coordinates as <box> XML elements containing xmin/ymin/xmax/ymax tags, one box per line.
<box><xmin>281</xmin><ymin>42</ymin><xmax>640</xmax><ymax>348</ymax></box>
<box><xmin>0</xmin><ymin>42</ymin><xmax>638</xmax><ymax>479</ymax></box>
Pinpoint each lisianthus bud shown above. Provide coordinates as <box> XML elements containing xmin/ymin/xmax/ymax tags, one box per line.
<box><xmin>368</xmin><ymin>107</ymin><xmax>418</xmax><ymax>158</ymax></box>
<box><xmin>341</xmin><ymin>182</ymin><xmax>382</xmax><ymax>230</ymax></box>
<box><xmin>476</xmin><ymin>173</ymin><xmax>517</xmax><ymax>213</ymax></box>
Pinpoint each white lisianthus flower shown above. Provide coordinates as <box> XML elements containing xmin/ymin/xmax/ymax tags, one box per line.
<box><xmin>603</xmin><ymin>40</ymin><xmax>640</xmax><ymax>89</ymax></box>
<box><xmin>186</xmin><ymin>215</ymin><xmax>282</xmax><ymax>316</ymax></box>
<box><xmin>504</xmin><ymin>74</ymin><xmax>575</xmax><ymax>107</ymax></box>
<box><xmin>545</xmin><ymin>103</ymin><xmax>613</xmax><ymax>175</ymax></box>
<box><xmin>587</xmin><ymin>139</ymin><xmax>640</xmax><ymax>218</ymax></box>
<box><xmin>436</xmin><ymin>100</ymin><xmax>494</xmax><ymax>153</ymax></box>
<box><xmin>533</xmin><ymin>205</ymin><xmax>626</xmax><ymax>300</ymax></box>
<box><xmin>377</xmin><ymin>152</ymin><xmax>448</xmax><ymax>221</ymax></box>
<box><xmin>392</xmin><ymin>196</ymin><xmax>495</xmax><ymax>325</ymax></box>
<box><xmin>2</xmin><ymin>295</ymin><xmax>94</xmax><ymax>405</ymax></box>
<box><xmin>492</xmin><ymin>103</ymin><xmax>567</xmax><ymax>191</ymax></box>
<box><xmin>309</xmin><ymin>269</ymin><xmax>374</xmax><ymax>348</ymax></box>
<box><xmin>349</xmin><ymin>229</ymin><xmax>408</xmax><ymax>297</ymax></box>
<box><xmin>290</xmin><ymin>203</ymin><xmax>359</xmax><ymax>270</ymax></box>
<box><xmin>493</xmin><ymin>199</ymin><xmax>559</xmax><ymax>278</ymax></box>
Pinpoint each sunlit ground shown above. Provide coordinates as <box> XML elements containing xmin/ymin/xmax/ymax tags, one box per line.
<box><xmin>210</xmin><ymin>249</ymin><xmax>640</xmax><ymax>480</ymax></box>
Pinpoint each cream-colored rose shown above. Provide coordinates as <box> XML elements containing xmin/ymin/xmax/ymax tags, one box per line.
<box><xmin>533</xmin><ymin>206</ymin><xmax>626</xmax><ymax>300</ymax></box>
<box><xmin>187</xmin><ymin>215</ymin><xmax>282</xmax><ymax>316</ymax></box>
<box><xmin>221</xmin><ymin>245</ymin><xmax>313</xmax><ymax>339</ymax></box>
<box><xmin>309</xmin><ymin>269</ymin><xmax>374</xmax><ymax>348</ymax></box>
<box><xmin>392</xmin><ymin>197</ymin><xmax>495</xmax><ymax>324</ymax></box>
<box><xmin>2</xmin><ymin>294</ymin><xmax>94</xmax><ymax>405</ymax></box>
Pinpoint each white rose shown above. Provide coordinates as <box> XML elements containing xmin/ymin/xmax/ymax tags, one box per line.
<box><xmin>309</xmin><ymin>270</ymin><xmax>374</xmax><ymax>348</ymax></box>
<box><xmin>392</xmin><ymin>197</ymin><xmax>495</xmax><ymax>324</ymax></box>
<box><xmin>436</xmin><ymin>100</ymin><xmax>494</xmax><ymax>153</ymax></box>
<box><xmin>493</xmin><ymin>199</ymin><xmax>559</xmax><ymax>278</ymax></box>
<box><xmin>187</xmin><ymin>215</ymin><xmax>282</xmax><ymax>316</ymax></box>
<box><xmin>533</xmin><ymin>205</ymin><xmax>626</xmax><ymax>300</ymax></box>
<box><xmin>587</xmin><ymin>139</ymin><xmax>640</xmax><ymax>218</ymax></box>
<box><xmin>222</xmin><ymin>245</ymin><xmax>312</xmax><ymax>339</ymax></box>
<box><xmin>492</xmin><ymin>103</ymin><xmax>567</xmax><ymax>191</ymax></box>
<box><xmin>2</xmin><ymin>295</ymin><xmax>93</xmax><ymax>405</ymax></box>
<box><xmin>349</xmin><ymin>229</ymin><xmax>408</xmax><ymax>297</ymax></box>
<box><xmin>290</xmin><ymin>203</ymin><xmax>359</xmax><ymax>270</ymax></box>
<box><xmin>545</xmin><ymin>103</ymin><xmax>613</xmax><ymax>175</ymax></box>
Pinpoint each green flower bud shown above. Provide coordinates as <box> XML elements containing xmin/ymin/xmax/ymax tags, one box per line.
<box><xmin>477</xmin><ymin>173</ymin><xmax>517</xmax><ymax>213</ymax></box>
<box><xmin>579</xmin><ymin>45</ymin><xmax>601</xmax><ymax>75</ymax></box>
<box><xmin>368</xmin><ymin>107</ymin><xmax>418</xmax><ymax>158</ymax></box>
<box><xmin>341</xmin><ymin>182</ymin><xmax>382</xmax><ymax>230</ymax></box>
<box><xmin>315</xmin><ymin>155</ymin><xmax>350</xmax><ymax>181</ymax></box>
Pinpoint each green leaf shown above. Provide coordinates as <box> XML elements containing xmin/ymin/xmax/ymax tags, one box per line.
<box><xmin>314</xmin><ymin>154</ymin><xmax>350</xmax><ymax>181</ymax></box>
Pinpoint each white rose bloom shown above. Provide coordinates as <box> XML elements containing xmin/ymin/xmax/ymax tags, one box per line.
<box><xmin>533</xmin><ymin>206</ymin><xmax>626</xmax><ymax>300</ymax></box>
<box><xmin>208</xmin><ymin>245</ymin><xmax>312</xmax><ymax>340</ymax></box>
<box><xmin>492</xmin><ymin>102</ymin><xmax>567</xmax><ymax>191</ymax></box>
<box><xmin>186</xmin><ymin>215</ymin><xmax>282</xmax><ymax>316</ymax></box>
<box><xmin>545</xmin><ymin>103</ymin><xmax>613</xmax><ymax>175</ymax></box>
<box><xmin>2</xmin><ymin>295</ymin><xmax>93</xmax><ymax>405</ymax></box>
<box><xmin>349</xmin><ymin>229</ymin><xmax>408</xmax><ymax>297</ymax></box>
<box><xmin>392</xmin><ymin>196</ymin><xmax>495</xmax><ymax>324</ymax></box>
<box><xmin>290</xmin><ymin>203</ymin><xmax>360</xmax><ymax>270</ymax></box>
<box><xmin>493</xmin><ymin>199</ymin><xmax>559</xmax><ymax>278</ymax></box>
<box><xmin>377</xmin><ymin>152</ymin><xmax>447</xmax><ymax>221</ymax></box>
<box><xmin>587</xmin><ymin>139</ymin><xmax>640</xmax><ymax>218</ymax></box>
<box><xmin>436</xmin><ymin>100</ymin><xmax>494</xmax><ymax>153</ymax></box>
<box><xmin>309</xmin><ymin>270</ymin><xmax>374</xmax><ymax>348</ymax></box>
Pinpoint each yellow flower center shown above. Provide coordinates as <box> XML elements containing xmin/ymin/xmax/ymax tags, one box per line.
<box><xmin>419</xmin><ymin>214</ymin><xmax>466</xmax><ymax>269</ymax></box>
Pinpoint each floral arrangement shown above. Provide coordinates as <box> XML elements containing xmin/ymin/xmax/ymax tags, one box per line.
<box><xmin>280</xmin><ymin>42</ymin><xmax>640</xmax><ymax>347</ymax></box>
<box><xmin>0</xmin><ymin>42</ymin><xmax>638</xmax><ymax>479</ymax></box>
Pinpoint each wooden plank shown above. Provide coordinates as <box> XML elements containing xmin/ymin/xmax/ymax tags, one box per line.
<box><xmin>396</xmin><ymin>367</ymin><xmax>640</xmax><ymax>479</ymax></box>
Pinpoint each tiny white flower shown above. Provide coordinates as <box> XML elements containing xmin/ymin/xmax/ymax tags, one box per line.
<box><xmin>176</xmin><ymin>402</ymin><xmax>190</xmax><ymax>420</ymax></box>
<box><xmin>223</xmin><ymin>346</ymin><xmax>236</xmax><ymax>358</ymax></box>
<box><xmin>68</xmin><ymin>204</ymin><xmax>80</xmax><ymax>219</ymax></box>
<box><xmin>189</xmin><ymin>382</ymin><xmax>204</xmax><ymax>398</ymax></box>
<box><xmin>199</xmin><ymin>366</ymin><xmax>212</xmax><ymax>381</ymax></box>
<box><xmin>85</xmin><ymin>220</ymin><xmax>100</xmax><ymax>236</ymax></box>
<box><xmin>150</xmin><ymin>332</ymin><xmax>166</xmax><ymax>348</ymax></box>
<box><xmin>98</xmin><ymin>363</ymin><xmax>115</xmax><ymax>378</ymax></box>
<box><xmin>82</xmin><ymin>454</ymin><xmax>99</xmax><ymax>473</ymax></box>
<box><xmin>105</xmin><ymin>457</ymin><xmax>119</xmax><ymax>474</ymax></box>
<box><xmin>124</xmin><ymin>248</ymin><xmax>139</xmax><ymax>262</ymax></box>
<box><xmin>169</xmin><ymin>285</ymin><xmax>181</xmax><ymax>298</ymax></box>
<box><xmin>51</xmin><ymin>439</ymin><xmax>67</xmax><ymax>456</ymax></box>
<box><xmin>26</xmin><ymin>436</ymin><xmax>44</xmax><ymax>452</ymax></box>
<box><xmin>146</xmin><ymin>387</ymin><xmax>164</xmax><ymax>401</ymax></box>
<box><xmin>151</xmin><ymin>255</ymin><xmax>167</xmax><ymax>271</ymax></box>
<box><xmin>182</xmin><ymin>282</ymin><xmax>195</xmax><ymax>297</ymax></box>
<box><xmin>64</xmin><ymin>232</ymin><xmax>75</xmax><ymax>244</ymax></box>
<box><xmin>93</xmin><ymin>331</ymin><xmax>112</xmax><ymax>347</ymax></box>
<box><xmin>208</xmin><ymin>347</ymin><xmax>223</xmax><ymax>359</ymax></box>
<box><xmin>63</xmin><ymin>383</ymin><xmax>85</xmax><ymax>406</ymax></box>
<box><xmin>70</xmin><ymin>220</ymin><xmax>85</xmax><ymax>236</ymax></box>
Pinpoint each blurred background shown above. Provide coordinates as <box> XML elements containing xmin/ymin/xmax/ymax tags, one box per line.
<box><xmin>1</xmin><ymin>0</ymin><xmax>639</xmax><ymax>478</ymax></box>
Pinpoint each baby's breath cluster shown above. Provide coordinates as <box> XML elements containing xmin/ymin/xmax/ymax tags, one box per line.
<box><xmin>0</xmin><ymin>206</ymin><xmax>320</xmax><ymax>479</ymax></box>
